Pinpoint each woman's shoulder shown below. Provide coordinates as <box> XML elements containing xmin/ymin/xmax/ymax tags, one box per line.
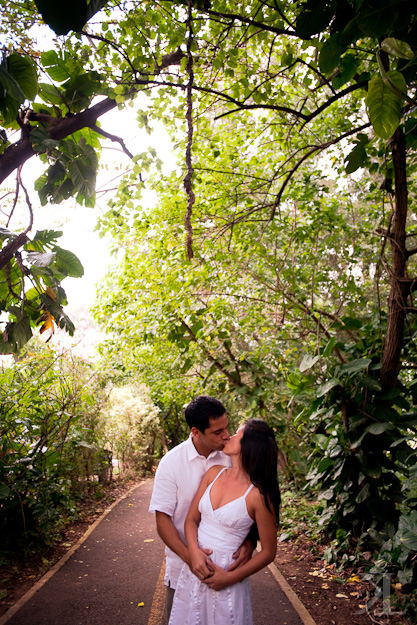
<box><xmin>202</xmin><ymin>465</ymin><xmax>227</xmax><ymax>487</ymax></box>
<box><xmin>247</xmin><ymin>484</ymin><xmax>270</xmax><ymax>510</ymax></box>
<box><xmin>205</xmin><ymin>464</ymin><xmax>226</xmax><ymax>480</ymax></box>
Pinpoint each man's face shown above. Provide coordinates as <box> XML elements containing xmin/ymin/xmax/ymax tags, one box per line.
<box><xmin>192</xmin><ymin>414</ymin><xmax>229</xmax><ymax>457</ymax></box>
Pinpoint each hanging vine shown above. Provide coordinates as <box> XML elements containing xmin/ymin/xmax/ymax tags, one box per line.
<box><xmin>184</xmin><ymin>0</ymin><xmax>195</xmax><ymax>260</ymax></box>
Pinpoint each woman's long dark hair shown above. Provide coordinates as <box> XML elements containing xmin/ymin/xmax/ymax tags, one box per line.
<box><xmin>240</xmin><ymin>419</ymin><xmax>281</xmax><ymax>526</ymax></box>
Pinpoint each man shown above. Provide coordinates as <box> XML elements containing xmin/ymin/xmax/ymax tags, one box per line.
<box><xmin>149</xmin><ymin>395</ymin><xmax>253</xmax><ymax>620</ymax></box>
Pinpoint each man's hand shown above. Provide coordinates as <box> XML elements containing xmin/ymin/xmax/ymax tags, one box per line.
<box><xmin>190</xmin><ymin>548</ymin><xmax>214</xmax><ymax>580</ymax></box>
<box><xmin>227</xmin><ymin>538</ymin><xmax>254</xmax><ymax>571</ymax></box>
<box><xmin>202</xmin><ymin>564</ymin><xmax>232</xmax><ymax>591</ymax></box>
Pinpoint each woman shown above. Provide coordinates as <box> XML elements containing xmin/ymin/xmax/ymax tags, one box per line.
<box><xmin>169</xmin><ymin>419</ymin><xmax>281</xmax><ymax>625</ymax></box>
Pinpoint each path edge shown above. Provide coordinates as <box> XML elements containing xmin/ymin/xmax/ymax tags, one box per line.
<box><xmin>255</xmin><ymin>544</ymin><xmax>318</xmax><ymax>625</ymax></box>
<box><xmin>267</xmin><ymin>560</ymin><xmax>318</xmax><ymax>625</ymax></box>
<box><xmin>0</xmin><ymin>480</ymin><xmax>146</xmax><ymax>625</ymax></box>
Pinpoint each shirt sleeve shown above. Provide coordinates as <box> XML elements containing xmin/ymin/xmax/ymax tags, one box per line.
<box><xmin>149</xmin><ymin>454</ymin><xmax>178</xmax><ymax>516</ymax></box>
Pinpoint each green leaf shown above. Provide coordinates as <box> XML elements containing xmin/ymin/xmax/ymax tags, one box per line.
<box><xmin>345</xmin><ymin>143</ymin><xmax>367</xmax><ymax>174</ymax></box>
<box><xmin>331</xmin><ymin>54</ymin><xmax>360</xmax><ymax>90</ymax></box>
<box><xmin>299</xmin><ymin>354</ymin><xmax>320</xmax><ymax>372</ymax></box>
<box><xmin>68</xmin><ymin>159</ymin><xmax>96</xmax><ymax>198</ymax></box>
<box><xmin>362</xmin><ymin>457</ymin><xmax>382</xmax><ymax>479</ymax></box>
<box><xmin>30</xmin><ymin>127</ymin><xmax>59</xmax><ymax>152</ymax></box>
<box><xmin>317</xmin><ymin>378</ymin><xmax>340</xmax><ymax>397</ymax></box>
<box><xmin>356</xmin><ymin>482</ymin><xmax>370</xmax><ymax>504</ymax></box>
<box><xmin>381</xmin><ymin>38</ymin><xmax>414</xmax><ymax>60</ymax></box>
<box><xmin>10</xmin><ymin>316</ymin><xmax>33</xmax><ymax>350</ymax></box>
<box><xmin>7</xmin><ymin>53</ymin><xmax>38</xmax><ymax>100</ymax></box>
<box><xmin>0</xmin><ymin>339</ymin><xmax>14</xmax><ymax>355</ymax></box>
<box><xmin>357</xmin><ymin>2</ymin><xmax>397</xmax><ymax>37</ymax></box>
<box><xmin>339</xmin><ymin>358</ymin><xmax>371</xmax><ymax>374</ymax></box>
<box><xmin>25</xmin><ymin>230</ymin><xmax>63</xmax><ymax>251</ymax></box>
<box><xmin>362</xmin><ymin>376</ymin><xmax>382</xmax><ymax>391</ymax></box>
<box><xmin>366</xmin><ymin>422</ymin><xmax>395</xmax><ymax>435</ymax></box>
<box><xmin>319</xmin><ymin>33</ymin><xmax>345</xmax><ymax>75</ymax></box>
<box><xmin>317</xmin><ymin>457</ymin><xmax>334</xmax><ymax>473</ymax></box>
<box><xmin>296</xmin><ymin>2</ymin><xmax>333</xmax><ymax>39</ymax></box>
<box><xmin>53</xmin><ymin>248</ymin><xmax>84</xmax><ymax>278</ymax></box>
<box><xmin>397</xmin><ymin>512</ymin><xmax>417</xmax><ymax>551</ymax></box>
<box><xmin>35</xmin><ymin>0</ymin><xmax>110</xmax><ymax>35</ymax></box>
<box><xmin>366</xmin><ymin>72</ymin><xmax>406</xmax><ymax>139</ymax></box>
<box><xmin>41</xmin><ymin>50</ymin><xmax>72</xmax><ymax>83</ymax></box>
<box><xmin>0</xmin><ymin>484</ymin><xmax>11</xmax><ymax>499</ymax></box>
<box><xmin>0</xmin><ymin>67</ymin><xmax>26</xmax><ymax>103</ymax></box>
<box><xmin>38</xmin><ymin>82</ymin><xmax>64</xmax><ymax>106</ymax></box>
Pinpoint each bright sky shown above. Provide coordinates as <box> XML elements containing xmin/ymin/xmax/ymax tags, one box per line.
<box><xmin>33</xmin><ymin>101</ymin><xmax>176</xmax><ymax>307</ymax></box>
<box><xmin>7</xmin><ymin>97</ymin><xmax>176</xmax><ymax>299</ymax></box>
<box><xmin>4</xmin><ymin>98</ymin><xmax>176</xmax><ymax>356</ymax></box>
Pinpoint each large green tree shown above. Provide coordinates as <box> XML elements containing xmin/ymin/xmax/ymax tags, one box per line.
<box><xmin>1</xmin><ymin>0</ymin><xmax>417</xmax><ymax>385</ymax></box>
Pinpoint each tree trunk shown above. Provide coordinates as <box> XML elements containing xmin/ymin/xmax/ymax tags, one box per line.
<box><xmin>380</xmin><ymin>127</ymin><xmax>408</xmax><ymax>389</ymax></box>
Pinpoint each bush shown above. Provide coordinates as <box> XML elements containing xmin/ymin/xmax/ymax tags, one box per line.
<box><xmin>0</xmin><ymin>342</ymin><xmax>110</xmax><ymax>555</ymax></box>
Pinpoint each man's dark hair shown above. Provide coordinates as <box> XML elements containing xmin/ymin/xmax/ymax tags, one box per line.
<box><xmin>184</xmin><ymin>395</ymin><xmax>226</xmax><ymax>432</ymax></box>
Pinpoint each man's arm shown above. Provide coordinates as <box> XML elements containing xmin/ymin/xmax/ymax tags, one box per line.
<box><xmin>155</xmin><ymin>511</ymin><xmax>191</xmax><ymax>566</ymax></box>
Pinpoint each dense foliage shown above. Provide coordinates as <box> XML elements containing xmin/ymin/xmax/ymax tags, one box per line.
<box><xmin>0</xmin><ymin>343</ymin><xmax>161</xmax><ymax>556</ymax></box>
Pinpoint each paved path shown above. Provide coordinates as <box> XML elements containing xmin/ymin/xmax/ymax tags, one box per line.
<box><xmin>1</xmin><ymin>480</ymin><xmax>315</xmax><ymax>625</ymax></box>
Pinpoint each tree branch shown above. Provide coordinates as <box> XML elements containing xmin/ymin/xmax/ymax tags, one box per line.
<box><xmin>180</xmin><ymin>318</ymin><xmax>241</xmax><ymax>387</ymax></box>
<box><xmin>270</xmin><ymin>122</ymin><xmax>372</xmax><ymax>219</ymax></box>
<box><xmin>205</xmin><ymin>8</ymin><xmax>297</xmax><ymax>37</ymax></box>
<box><xmin>0</xmin><ymin>232</ymin><xmax>29</xmax><ymax>272</ymax></box>
<box><xmin>0</xmin><ymin>97</ymin><xmax>117</xmax><ymax>185</ymax></box>
<box><xmin>89</xmin><ymin>124</ymin><xmax>134</xmax><ymax>159</ymax></box>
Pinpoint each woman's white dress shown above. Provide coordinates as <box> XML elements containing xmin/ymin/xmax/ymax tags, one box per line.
<box><xmin>169</xmin><ymin>468</ymin><xmax>254</xmax><ymax>625</ymax></box>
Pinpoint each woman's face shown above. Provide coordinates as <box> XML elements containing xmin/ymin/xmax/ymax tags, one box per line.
<box><xmin>222</xmin><ymin>424</ymin><xmax>245</xmax><ymax>456</ymax></box>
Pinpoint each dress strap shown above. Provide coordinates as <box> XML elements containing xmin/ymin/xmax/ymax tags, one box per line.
<box><xmin>243</xmin><ymin>483</ymin><xmax>254</xmax><ymax>498</ymax></box>
<box><xmin>209</xmin><ymin>467</ymin><xmax>227</xmax><ymax>488</ymax></box>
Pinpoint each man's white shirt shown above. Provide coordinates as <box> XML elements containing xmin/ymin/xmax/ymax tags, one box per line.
<box><xmin>149</xmin><ymin>434</ymin><xmax>231</xmax><ymax>589</ymax></box>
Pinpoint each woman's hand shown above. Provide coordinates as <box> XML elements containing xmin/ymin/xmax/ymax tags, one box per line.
<box><xmin>201</xmin><ymin>564</ymin><xmax>234</xmax><ymax>591</ymax></box>
<box><xmin>189</xmin><ymin>548</ymin><xmax>214</xmax><ymax>580</ymax></box>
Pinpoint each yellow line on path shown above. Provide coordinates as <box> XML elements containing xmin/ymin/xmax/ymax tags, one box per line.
<box><xmin>147</xmin><ymin>560</ymin><xmax>166</xmax><ymax>625</ymax></box>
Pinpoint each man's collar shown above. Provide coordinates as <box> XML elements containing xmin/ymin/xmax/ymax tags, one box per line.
<box><xmin>187</xmin><ymin>433</ymin><xmax>222</xmax><ymax>461</ymax></box>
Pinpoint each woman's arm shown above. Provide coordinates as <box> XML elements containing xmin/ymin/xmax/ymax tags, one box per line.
<box><xmin>184</xmin><ymin>465</ymin><xmax>224</xmax><ymax>580</ymax></box>
<box><xmin>203</xmin><ymin>489</ymin><xmax>277</xmax><ymax>591</ymax></box>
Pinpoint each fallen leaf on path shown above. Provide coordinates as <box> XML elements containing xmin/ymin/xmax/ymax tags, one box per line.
<box><xmin>144</xmin><ymin>539</ymin><xmax>154</xmax><ymax>543</ymax></box>
<box><xmin>347</xmin><ymin>575</ymin><xmax>361</xmax><ymax>583</ymax></box>
<box><xmin>335</xmin><ymin>593</ymin><xmax>348</xmax><ymax>599</ymax></box>
<box><xmin>137</xmin><ymin>602</ymin><xmax>145</xmax><ymax>607</ymax></box>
